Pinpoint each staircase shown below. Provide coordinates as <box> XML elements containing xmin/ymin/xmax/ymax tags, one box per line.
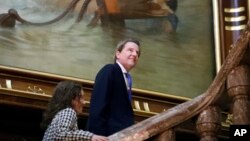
<box><xmin>0</xmin><ymin>21</ymin><xmax>250</xmax><ymax>141</ymax></box>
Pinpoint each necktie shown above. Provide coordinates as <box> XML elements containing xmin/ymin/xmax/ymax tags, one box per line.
<box><xmin>125</xmin><ymin>73</ymin><xmax>132</xmax><ymax>101</ymax></box>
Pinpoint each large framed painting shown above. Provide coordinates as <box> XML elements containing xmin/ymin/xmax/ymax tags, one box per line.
<box><xmin>0</xmin><ymin>0</ymin><xmax>218</xmax><ymax>98</ymax></box>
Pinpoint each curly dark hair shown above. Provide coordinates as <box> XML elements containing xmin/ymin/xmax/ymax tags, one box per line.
<box><xmin>40</xmin><ymin>81</ymin><xmax>83</xmax><ymax>130</ymax></box>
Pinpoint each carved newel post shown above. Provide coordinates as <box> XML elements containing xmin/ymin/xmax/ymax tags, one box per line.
<box><xmin>227</xmin><ymin>65</ymin><xmax>250</xmax><ymax>124</ymax></box>
<box><xmin>196</xmin><ymin>106</ymin><xmax>221</xmax><ymax>141</ymax></box>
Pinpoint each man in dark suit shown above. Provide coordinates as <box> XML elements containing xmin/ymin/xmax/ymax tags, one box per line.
<box><xmin>86</xmin><ymin>38</ymin><xmax>141</xmax><ymax>136</ymax></box>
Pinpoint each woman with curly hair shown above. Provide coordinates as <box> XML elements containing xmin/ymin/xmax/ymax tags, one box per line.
<box><xmin>41</xmin><ymin>81</ymin><xmax>108</xmax><ymax>141</ymax></box>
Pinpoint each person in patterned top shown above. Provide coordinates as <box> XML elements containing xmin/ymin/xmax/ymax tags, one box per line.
<box><xmin>41</xmin><ymin>81</ymin><xmax>108</xmax><ymax>141</ymax></box>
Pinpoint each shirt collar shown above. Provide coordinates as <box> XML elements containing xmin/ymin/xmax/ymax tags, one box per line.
<box><xmin>116</xmin><ymin>61</ymin><xmax>127</xmax><ymax>74</ymax></box>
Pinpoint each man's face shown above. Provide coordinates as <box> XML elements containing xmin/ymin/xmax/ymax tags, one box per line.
<box><xmin>116</xmin><ymin>42</ymin><xmax>140</xmax><ymax>71</ymax></box>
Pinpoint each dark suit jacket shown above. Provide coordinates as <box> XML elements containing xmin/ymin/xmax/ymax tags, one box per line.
<box><xmin>86</xmin><ymin>63</ymin><xmax>134</xmax><ymax>136</ymax></box>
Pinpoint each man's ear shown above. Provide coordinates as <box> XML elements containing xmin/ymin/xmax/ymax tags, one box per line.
<box><xmin>116</xmin><ymin>51</ymin><xmax>120</xmax><ymax>59</ymax></box>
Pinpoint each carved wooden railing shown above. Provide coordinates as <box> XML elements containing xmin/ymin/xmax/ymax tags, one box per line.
<box><xmin>106</xmin><ymin>21</ymin><xmax>250</xmax><ymax>140</ymax></box>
